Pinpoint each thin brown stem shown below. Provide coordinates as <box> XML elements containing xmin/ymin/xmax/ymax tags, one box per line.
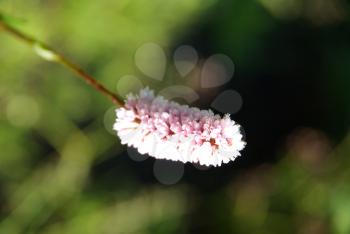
<box><xmin>0</xmin><ymin>20</ymin><xmax>124</xmax><ymax>106</ymax></box>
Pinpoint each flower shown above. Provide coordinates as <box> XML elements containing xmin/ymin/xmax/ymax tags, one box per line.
<box><xmin>114</xmin><ymin>87</ymin><xmax>246</xmax><ymax>167</ymax></box>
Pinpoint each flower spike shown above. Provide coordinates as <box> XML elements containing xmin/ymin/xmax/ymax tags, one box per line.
<box><xmin>114</xmin><ymin>88</ymin><xmax>246</xmax><ymax>167</ymax></box>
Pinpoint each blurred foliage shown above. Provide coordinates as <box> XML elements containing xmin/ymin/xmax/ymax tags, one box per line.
<box><xmin>1</xmin><ymin>0</ymin><xmax>350</xmax><ymax>233</ymax></box>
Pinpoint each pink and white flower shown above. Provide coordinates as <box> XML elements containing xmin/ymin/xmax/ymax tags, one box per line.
<box><xmin>114</xmin><ymin>87</ymin><xmax>246</xmax><ymax>167</ymax></box>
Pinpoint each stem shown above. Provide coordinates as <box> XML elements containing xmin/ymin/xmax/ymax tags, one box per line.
<box><xmin>0</xmin><ymin>20</ymin><xmax>124</xmax><ymax>106</ymax></box>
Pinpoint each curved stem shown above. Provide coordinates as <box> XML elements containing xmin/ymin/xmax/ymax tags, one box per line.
<box><xmin>0</xmin><ymin>20</ymin><xmax>124</xmax><ymax>106</ymax></box>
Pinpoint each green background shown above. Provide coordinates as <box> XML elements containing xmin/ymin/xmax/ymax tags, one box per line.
<box><xmin>0</xmin><ymin>0</ymin><xmax>350</xmax><ymax>233</ymax></box>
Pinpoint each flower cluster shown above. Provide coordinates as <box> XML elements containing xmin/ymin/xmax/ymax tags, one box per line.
<box><xmin>114</xmin><ymin>88</ymin><xmax>246</xmax><ymax>167</ymax></box>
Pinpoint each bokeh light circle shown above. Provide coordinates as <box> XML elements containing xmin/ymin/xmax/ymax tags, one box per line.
<box><xmin>153</xmin><ymin>160</ymin><xmax>184</xmax><ymax>185</ymax></box>
<box><xmin>127</xmin><ymin>147</ymin><xmax>148</xmax><ymax>162</ymax></box>
<box><xmin>6</xmin><ymin>95</ymin><xmax>40</xmax><ymax>128</ymax></box>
